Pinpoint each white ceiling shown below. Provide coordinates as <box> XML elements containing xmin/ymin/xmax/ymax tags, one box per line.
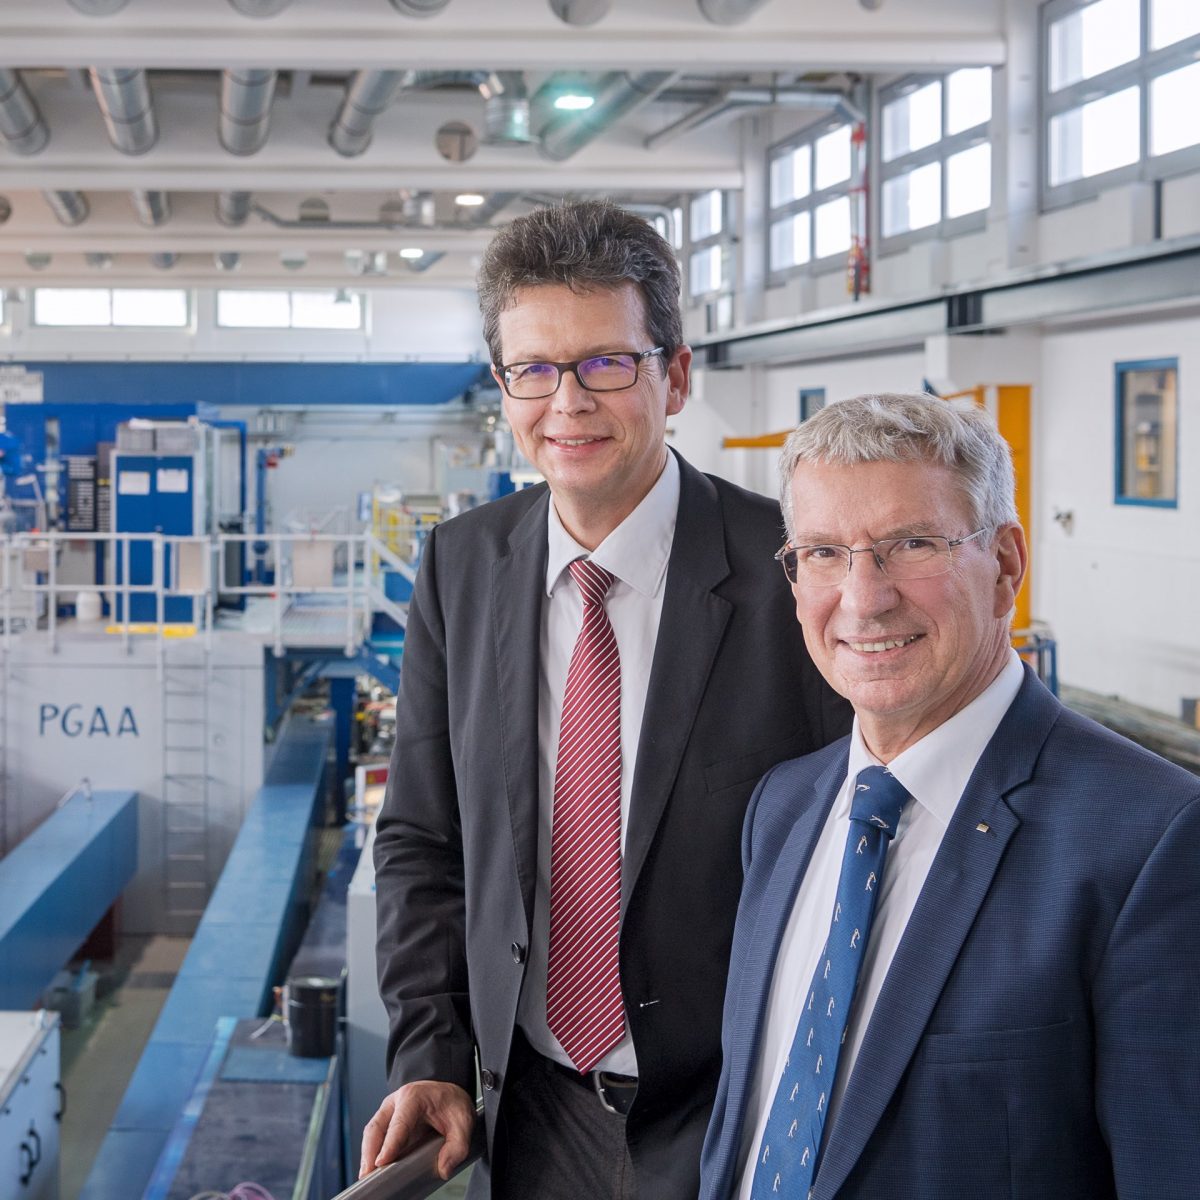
<box><xmin>0</xmin><ymin>0</ymin><xmax>1007</xmax><ymax>288</ymax></box>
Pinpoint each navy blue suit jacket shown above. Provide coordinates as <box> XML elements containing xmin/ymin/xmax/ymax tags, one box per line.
<box><xmin>700</xmin><ymin>667</ymin><xmax>1200</xmax><ymax>1200</ymax></box>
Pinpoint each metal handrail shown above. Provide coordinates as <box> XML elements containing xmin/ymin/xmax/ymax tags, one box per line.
<box><xmin>329</xmin><ymin>1104</ymin><xmax>484</xmax><ymax>1200</ymax></box>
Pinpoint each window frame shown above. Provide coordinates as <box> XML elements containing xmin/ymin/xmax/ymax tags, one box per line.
<box><xmin>767</xmin><ymin>114</ymin><xmax>858</xmax><ymax>281</ymax></box>
<box><xmin>877</xmin><ymin>70</ymin><xmax>993</xmax><ymax>255</ymax></box>
<box><xmin>214</xmin><ymin>288</ymin><xmax>367</xmax><ymax>331</ymax></box>
<box><xmin>1113</xmin><ymin>355</ymin><xmax>1179</xmax><ymax>508</ymax></box>
<box><xmin>29</xmin><ymin>287</ymin><xmax>192</xmax><ymax>330</ymax></box>
<box><xmin>686</xmin><ymin>189</ymin><xmax>734</xmax><ymax>307</ymax></box>
<box><xmin>1040</xmin><ymin>0</ymin><xmax>1200</xmax><ymax>211</ymax></box>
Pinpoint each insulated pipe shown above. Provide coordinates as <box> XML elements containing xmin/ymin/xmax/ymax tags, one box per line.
<box><xmin>44</xmin><ymin>190</ymin><xmax>90</xmax><ymax>226</ymax></box>
<box><xmin>131</xmin><ymin>189</ymin><xmax>170</xmax><ymax>226</ymax></box>
<box><xmin>388</xmin><ymin>0</ymin><xmax>452</xmax><ymax>15</ymax></box>
<box><xmin>548</xmin><ymin>0</ymin><xmax>612</xmax><ymax>25</ymax></box>
<box><xmin>68</xmin><ymin>0</ymin><xmax>131</xmax><ymax>12</ymax></box>
<box><xmin>220</xmin><ymin>68</ymin><xmax>277</xmax><ymax>155</ymax></box>
<box><xmin>228</xmin><ymin>0</ymin><xmax>294</xmax><ymax>15</ymax></box>
<box><xmin>89</xmin><ymin>67</ymin><xmax>157</xmax><ymax>155</ymax></box>
<box><xmin>697</xmin><ymin>0</ymin><xmax>771</xmax><ymax>22</ymax></box>
<box><xmin>539</xmin><ymin>71</ymin><xmax>678</xmax><ymax>161</ymax></box>
<box><xmin>216</xmin><ymin>190</ymin><xmax>252</xmax><ymax>226</ymax></box>
<box><xmin>478</xmin><ymin>72</ymin><xmax>530</xmax><ymax>144</ymax></box>
<box><xmin>328</xmin><ymin>70</ymin><xmax>415</xmax><ymax>157</ymax></box>
<box><xmin>0</xmin><ymin>68</ymin><xmax>49</xmax><ymax>154</ymax></box>
<box><xmin>405</xmin><ymin>251</ymin><xmax>446</xmax><ymax>273</ymax></box>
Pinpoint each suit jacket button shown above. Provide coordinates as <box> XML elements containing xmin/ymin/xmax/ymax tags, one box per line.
<box><xmin>511</xmin><ymin>942</ymin><xmax>526</xmax><ymax>964</ymax></box>
<box><xmin>481</xmin><ymin>1069</ymin><xmax>497</xmax><ymax>1091</ymax></box>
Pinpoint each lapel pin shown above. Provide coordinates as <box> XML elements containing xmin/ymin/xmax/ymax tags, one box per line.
<box><xmin>976</xmin><ymin>822</ymin><xmax>991</xmax><ymax>834</ymax></box>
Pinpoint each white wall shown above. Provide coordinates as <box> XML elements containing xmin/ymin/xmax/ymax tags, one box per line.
<box><xmin>1035</xmin><ymin>311</ymin><xmax>1199</xmax><ymax>717</ymax></box>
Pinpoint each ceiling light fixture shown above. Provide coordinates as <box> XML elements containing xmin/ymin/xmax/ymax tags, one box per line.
<box><xmin>399</xmin><ymin>247</ymin><xmax>424</xmax><ymax>259</ymax></box>
<box><xmin>553</xmin><ymin>93</ymin><xmax>595</xmax><ymax>111</ymax></box>
<box><xmin>455</xmin><ymin>193</ymin><xmax>486</xmax><ymax>207</ymax></box>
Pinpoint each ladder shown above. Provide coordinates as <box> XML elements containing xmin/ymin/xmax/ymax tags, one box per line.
<box><xmin>160</xmin><ymin>639</ymin><xmax>212</xmax><ymax>934</ymax></box>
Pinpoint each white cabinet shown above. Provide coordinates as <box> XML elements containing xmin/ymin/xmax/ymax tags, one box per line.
<box><xmin>0</xmin><ymin>1012</ymin><xmax>60</xmax><ymax>1200</ymax></box>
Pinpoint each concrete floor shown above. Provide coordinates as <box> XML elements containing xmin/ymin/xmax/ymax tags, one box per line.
<box><xmin>59</xmin><ymin>934</ymin><xmax>189</xmax><ymax>1200</ymax></box>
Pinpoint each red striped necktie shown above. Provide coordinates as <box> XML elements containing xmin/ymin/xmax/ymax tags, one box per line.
<box><xmin>545</xmin><ymin>558</ymin><xmax>625</xmax><ymax>1074</ymax></box>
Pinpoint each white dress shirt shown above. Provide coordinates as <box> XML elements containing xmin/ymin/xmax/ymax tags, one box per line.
<box><xmin>734</xmin><ymin>649</ymin><xmax>1025</xmax><ymax>1197</ymax></box>
<box><xmin>516</xmin><ymin>451</ymin><xmax>680</xmax><ymax>1076</ymax></box>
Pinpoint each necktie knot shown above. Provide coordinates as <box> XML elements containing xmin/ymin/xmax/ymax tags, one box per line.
<box><xmin>850</xmin><ymin>765</ymin><xmax>910</xmax><ymax>840</ymax></box>
<box><xmin>569</xmin><ymin>558</ymin><xmax>615</xmax><ymax>607</ymax></box>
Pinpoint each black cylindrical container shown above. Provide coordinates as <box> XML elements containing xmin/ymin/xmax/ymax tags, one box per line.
<box><xmin>285</xmin><ymin>975</ymin><xmax>340</xmax><ymax>1057</ymax></box>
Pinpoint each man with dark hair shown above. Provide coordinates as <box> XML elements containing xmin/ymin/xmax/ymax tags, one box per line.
<box><xmin>359</xmin><ymin>200</ymin><xmax>850</xmax><ymax>1198</ymax></box>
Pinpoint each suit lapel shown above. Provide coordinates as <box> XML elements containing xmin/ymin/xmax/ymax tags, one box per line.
<box><xmin>622</xmin><ymin>457</ymin><xmax>732</xmax><ymax>908</ymax></box>
<box><xmin>721</xmin><ymin>753</ymin><xmax>847</xmax><ymax>1163</ymax></box>
<box><xmin>491</xmin><ymin>488</ymin><xmax>551</xmax><ymax>926</ymax></box>
<box><xmin>815</xmin><ymin>672</ymin><xmax>1061</xmax><ymax>1199</ymax></box>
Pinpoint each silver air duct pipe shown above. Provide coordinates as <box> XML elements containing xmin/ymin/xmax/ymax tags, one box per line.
<box><xmin>548</xmin><ymin>0</ymin><xmax>612</xmax><ymax>24</ymax></box>
<box><xmin>85</xmin><ymin>252</ymin><xmax>113</xmax><ymax>268</ymax></box>
<box><xmin>131</xmin><ymin>189</ymin><xmax>170</xmax><ymax>226</ymax></box>
<box><xmin>215</xmin><ymin>252</ymin><xmax>241</xmax><ymax>271</ymax></box>
<box><xmin>329</xmin><ymin>70</ymin><xmax>415</xmax><ymax>157</ymax></box>
<box><xmin>478</xmin><ymin>72</ymin><xmax>531</xmax><ymax>144</ymax></box>
<box><xmin>462</xmin><ymin>191</ymin><xmax>518</xmax><ymax>225</ymax></box>
<box><xmin>89</xmin><ymin>67</ymin><xmax>157</xmax><ymax>155</ymax></box>
<box><xmin>151</xmin><ymin>252</ymin><xmax>179</xmax><ymax>270</ymax></box>
<box><xmin>540</xmin><ymin>71</ymin><xmax>678</xmax><ymax>161</ymax></box>
<box><xmin>228</xmin><ymin>0</ymin><xmax>294</xmax><ymax>15</ymax></box>
<box><xmin>217</xmin><ymin>190</ymin><xmax>252</xmax><ymax>226</ymax></box>
<box><xmin>220</xmin><ymin>68</ymin><xmax>277</xmax><ymax>155</ymax></box>
<box><xmin>405</xmin><ymin>251</ymin><xmax>446</xmax><ymax>273</ymax></box>
<box><xmin>68</xmin><ymin>0</ymin><xmax>131</xmax><ymax>13</ymax></box>
<box><xmin>697</xmin><ymin>0</ymin><xmax>771</xmax><ymax>22</ymax></box>
<box><xmin>44</xmin><ymin>190</ymin><xmax>89</xmax><ymax>226</ymax></box>
<box><xmin>0</xmin><ymin>68</ymin><xmax>50</xmax><ymax>154</ymax></box>
<box><xmin>388</xmin><ymin>0</ymin><xmax>452</xmax><ymax>15</ymax></box>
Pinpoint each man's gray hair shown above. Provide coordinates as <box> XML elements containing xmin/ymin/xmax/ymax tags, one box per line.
<box><xmin>477</xmin><ymin>199</ymin><xmax>683</xmax><ymax>367</ymax></box>
<box><xmin>779</xmin><ymin>392</ymin><xmax>1019</xmax><ymax>537</ymax></box>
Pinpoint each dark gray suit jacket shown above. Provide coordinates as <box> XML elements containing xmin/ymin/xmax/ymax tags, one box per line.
<box><xmin>374</xmin><ymin>452</ymin><xmax>851</xmax><ymax>1197</ymax></box>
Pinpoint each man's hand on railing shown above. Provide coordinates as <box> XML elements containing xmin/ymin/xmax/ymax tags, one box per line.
<box><xmin>359</xmin><ymin>1080</ymin><xmax>477</xmax><ymax>1182</ymax></box>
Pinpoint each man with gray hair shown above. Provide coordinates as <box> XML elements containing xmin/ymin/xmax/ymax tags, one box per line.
<box><xmin>700</xmin><ymin>392</ymin><xmax>1200</xmax><ymax>1200</ymax></box>
<box><xmin>360</xmin><ymin>200</ymin><xmax>849</xmax><ymax>1197</ymax></box>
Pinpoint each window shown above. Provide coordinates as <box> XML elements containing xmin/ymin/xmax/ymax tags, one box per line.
<box><xmin>1115</xmin><ymin>358</ymin><xmax>1178</xmax><ymax>506</ymax></box>
<box><xmin>686</xmin><ymin>190</ymin><xmax>731</xmax><ymax>302</ymax></box>
<box><xmin>799</xmin><ymin>388</ymin><xmax>826</xmax><ymax>422</ymax></box>
<box><xmin>32</xmin><ymin>288</ymin><xmax>189</xmax><ymax>328</ymax></box>
<box><xmin>767</xmin><ymin>119</ymin><xmax>857</xmax><ymax>275</ymax></box>
<box><xmin>216</xmin><ymin>289</ymin><xmax>364</xmax><ymax>330</ymax></box>
<box><xmin>878</xmin><ymin>68</ymin><xmax>993</xmax><ymax>246</ymax></box>
<box><xmin>1042</xmin><ymin>0</ymin><xmax>1200</xmax><ymax>207</ymax></box>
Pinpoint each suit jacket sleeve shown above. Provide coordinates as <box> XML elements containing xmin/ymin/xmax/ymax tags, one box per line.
<box><xmin>1096</xmin><ymin>788</ymin><xmax>1200</xmax><ymax>1197</ymax></box>
<box><xmin>373</xmin><ymin>523</ymin><xmax>477</xmax><ymax>1096</ymax></box>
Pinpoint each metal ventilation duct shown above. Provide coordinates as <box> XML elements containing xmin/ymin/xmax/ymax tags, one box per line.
<box><xmin>68</xmin><ymin>0</ymin><xmax>131</xmax><ymax>12</ymax></box>
<box><xmin>478</xmin><ymin>73</ymin><xmax>531</xmax><ymax>144</ymax></box>
<box><xmin>220</xmin><ymin>68</ymin><xmax>277</xmax><ymax>155</ymax></box>
<box><xmin>44</xmin><ymin>190</ymin><xmax>89</xmax><ymax>226</ymax></box>
<box><xmin>328</xmin><ymin>70</ymin><xmax>414</xmax><ymax>157</ymax></box>
<box><xmin>151</xmin><ymin>252</ymin><xmax>179</xmax><ymax>270</ymax></box>
<box><xmin>89</xmin><ymin>67</ymin><xmax>157</xmax><ymax>155</ymax></box>
<box><xmin>697</xmin><ymin>0</ymin><xmax>771</xmax><ymax>22</ymax></box>
<box><xmin>215</xmin><ymin>252</ymin><xmax>241</xmax><ymax>271</ymax></box>
<box><xmin>388</xmin><ymin>0</ymin><xmax>452</xmax><ymax>15</ymax></box>
<box><xmin>462</xmin><ymin>191</ymin><xmax>518</xmax><ymax>225</ymax></box>
<box><xmin>132</xmin><ymin>189</ymin><xmax>170</xmax><ymax>226</ymax></box>
<box><xmin>86</xmin><ymin>252</ymin><xmax>113</xmax><ymax>269</ymax></box>
<box><xmin>0</xmin><ymin>69</ymin><xmax>49</xmax><ymax>155</ymax></box>
<box><xmin>548</xmin><ymin>0</ymin><xmax>612</xmax><ymax>24</ymax></box>
<box><xmin>228</xmin><ymin>0</ymin><xmax>294</xmax><ymax>15</ymax></box>
<box><xmin>217</xmin><ymin>190</ymin><xmax>252</xmax><ymax>226</ymax></box>
<box><xmin>405</xmin><ymin>251</ymin><xmax>445</xmax><ymax>273</ymax></box>
<box><xmin>539</xmin><ymin>71</ymin><xmax>678</xmax><ymax>161</ymax></box>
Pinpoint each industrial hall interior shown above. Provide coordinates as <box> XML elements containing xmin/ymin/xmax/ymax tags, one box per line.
<box><xmin>0</xmin><ymin>0</ymin><xmax>1197</xmax><ymax>1197</ymax></box>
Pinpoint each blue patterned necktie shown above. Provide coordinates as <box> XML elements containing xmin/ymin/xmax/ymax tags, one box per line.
<box><xmin>751</xmin><ymin>765</ymin><xmax>910</xmax><ymax>1199</ymax></box>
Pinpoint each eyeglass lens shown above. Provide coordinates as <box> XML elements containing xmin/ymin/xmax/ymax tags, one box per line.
<box><xmin>505</xmin><ymin>353</ymin><xmax>641</xmax><ymax>398</ymax></box>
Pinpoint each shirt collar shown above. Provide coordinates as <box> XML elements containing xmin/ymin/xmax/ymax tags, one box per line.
<box><xmin>545</xmin><ymin>450</ymin><xmax>680</xmax><ymax>599</ymax></box>
<box><xmin>845</xmin><ymin>649</ymin><xmax>1025</xmax><ymax>827</ymax></box>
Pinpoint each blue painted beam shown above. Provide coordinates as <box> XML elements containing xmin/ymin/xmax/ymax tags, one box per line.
<box><xmin>0</xmin><ymin>791</ymin><xmax>138</xmax><ymax>1010</ymax></box>
<box><xmin>80</xmin><ymin>717</ymin><xmax>332</xmax><ymax>1200</ymax></box>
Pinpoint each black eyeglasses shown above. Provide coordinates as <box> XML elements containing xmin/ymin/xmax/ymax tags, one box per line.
<box><xmin>496</xmin><ymin>348</ymin><xmax>665</xmax><ymax>399</ymax></box>
<box><xmin>775</xmin><ymin>529</ymin><xmax>989</xmax><ymax>587</ymax></box>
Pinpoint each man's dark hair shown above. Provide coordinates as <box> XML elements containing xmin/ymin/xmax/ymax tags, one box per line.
<box><xmin>478</xmin><ymin>199</ymin><xmax>683</xmax><ymax>366</ymax></box>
